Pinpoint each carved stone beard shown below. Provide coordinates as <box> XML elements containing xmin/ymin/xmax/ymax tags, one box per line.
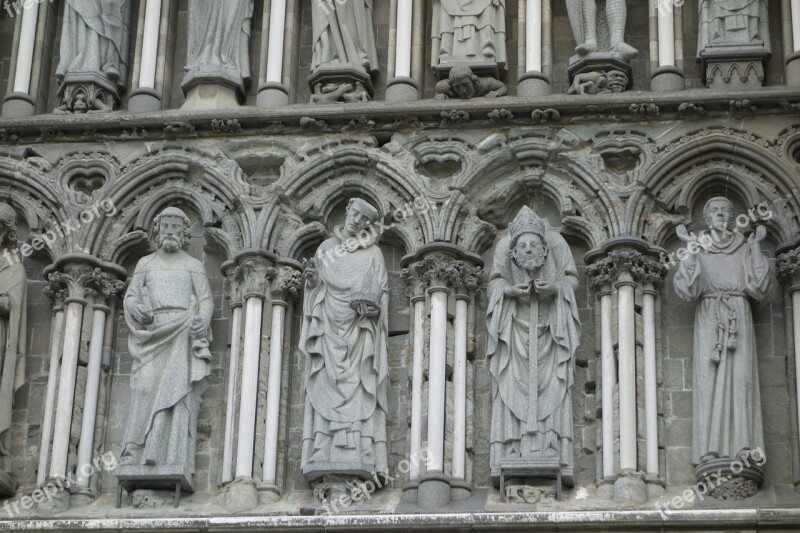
<box><xmin>159</xmin><ymin>235</ymin><xmax>182</xmax><ymax>253</ymax></box>
<box><xmin>511</xmin><ymin>244</ymin><xmax>547</xmax><ymax>275</ymax></box>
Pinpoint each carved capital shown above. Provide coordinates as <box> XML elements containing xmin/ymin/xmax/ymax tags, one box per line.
<box><xmin>43</xmin><ymin>276</ymin><xmax>69</xmax><ymax>309</ymax></box>
<box><xmin>85</xmin><ymin>267</ymin><xmax>127</xmax><ymax>303</ymax></box>
<box><xmin>452</xmin><ymin>260</ymin><xmax>483</xmax><ymax>295</ymax></box>
<box><xmin>237</xmin><ymin>255</ymin><xmax>274</xmax><ymax>300</ymax></box>
<box><xmin>46</xmin><ymin>263</ymin><xmax>96</xmax><ymax>304</ymax></box>
<box><xmin>222</xmin><ymin>262</ymin><xmax>244</xmax><ymax>307</ymax></box>
<box><xmin>269</xmin><ymin>265</ymin><xmax>303</xmax><ymax>302</ymax></box>
<box><xmin>587</xmin><ymin>249</ymin><xmax>667</xmax><ymax>290</ymax></box>
<box><xmin>777</xmin><ymin>246</ymin><xmax>800</xmax><ymax>287</ymax></box>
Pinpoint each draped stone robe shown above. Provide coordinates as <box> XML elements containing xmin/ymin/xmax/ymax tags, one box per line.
<box><xmin>432</xmin><ymin>0</ymin><xmax>507</xmax><ymax>67</ymax></box>
<box><xmin>56</xmin><ymin>0</ymin><xmax>130</xmax><ymax>90</ymax></box>
<box><xmin>311</xmin><ymin>0</ymin><xmax>379</xmax><ymax>74</ymax></box>
<box><xmin>0</xmin><ymin>260</ymin><xmax>26</xmax><ymax>462</ymax></box>
<box><xmin>674</xmin><ymin>232</ymin><xmax>770</xmax><ymax>465</ymax></box>
<box><xmin>486</xmin><ymin>231</ymin><xmax>580</xmax><ymax>475</ymax></box>
<box><xmin>121</xmin><ymin>250</ymin><xmax>213</xmax><ymax>470</ymax></box>
<box><xmin>698</xmin><ymin>0</ymin><xmax>770</xmax><ymax>50</ymax></box>
<box><xmin>300</xmin><ymin>232</ymin><xmax>389</xmax><ymax>481</ymax></box>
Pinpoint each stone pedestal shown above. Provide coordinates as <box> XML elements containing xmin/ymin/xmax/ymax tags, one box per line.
<box><xmin>128</xmin><ymin>87</ymin><xmax>161</xmax><ymax>113</ymax></box>
<box><xmin>518</xmin><ymin>71</ymin><xmax>551</xmax><ymax>98</ymax></box>
<box><xmin>786</xmin><ymin>52</ymin><xmax>800</xmax><ymax>87</ymax></box>
<box><xmin>650</xmin><ymin>66</ymin><xmax>684</xmax><ymax>92</ymax></box>
<box><xmin>257</xmin><ymin>82</ymin><xmax>289</xmax><ymax>108</ymax></box>
<box><xmin>568</xmin><ymin>53</ymin><xmax>633</xmax><ymax>92</ymax></box>
<box><xmin>307</xmin><ymin>64</ymin><xmax>374</xmax><ymax>104</ymax></box>
<box><xmin>700</xmin><ymin>46</ymin><xmax>770</xmax><ymax>90</ymax></box>
<box><xmin>1</xmin><ymin>92</ymin><xmax>36</xmax><ymax>118</ymax></box>
<box><xmin>115</xmin><ymin>464</ymin><xmax>195</xmax><ymax>507</ymax></box>
<box><xmin>417</xmin><ymin>471</ymin><xmax>451</xmax><ymax>510</ymax></box>
<box><xmin>386</xmin><ymin>77</ymin><xmax>419</xmax><ymax>103</ymax></box>
<box><xmin>182</xmin><ymin>68</ymin><xmax>244</xmax><ymax>110</ymax></box>
<box><xmin>695</xmin><ymin>457</ymin><xmax>763</xmax><ymax>500</ymax></box>
<box><xmin>613</xmin><ymin>471</ymin><xmax>647</xmax><ymax>504</ymax></box>
<box><xmin>56</xmin><ymin>71</ymin><xmax>120</xmax><ymax>113</ymax></box>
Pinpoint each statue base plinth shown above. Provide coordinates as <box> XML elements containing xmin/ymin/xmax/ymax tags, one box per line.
<box><xmin>518</xmin><ymin>71</ymin><xmax>551</xmax><ymax>98</ymax></box>
<box><xmin>257</xmin><ymin>82</ymin><xmax>289</xmax><ymax>108</ymax></box>
<box><xmin>494</xmin><ymin>456</ymin><xmax>569</xmax><ymax>502</ymax></box>
<box><xmin>182</xmin><ymin>68</ymin><xmax>245</xmax><ymax>110</ymax></box>
<box><xmin>613</xmin><ymin>471</ymin><xmax>647</xmax><ymax>504</ymax></box>
<box><xmin>434</xmin><ymin>60</ymin><xmax>502</xmax><ymax>81</ymax></box>
<box><xmin>568</xmin><ymin>53</ymin><xmax>633</xmax><ymax>92</ymax></box>
<box><xmin>786</xmin><ymin>51</ymin><xmax>800</xmax><ymax>87</ymax></box>
<box><xmin>386</xmin><ymin>77</ymin><xmax>419</xmax><ymax>102</ymax></box>
<box><xmin>2</xmin><ymin>92</ymin><xmax>35</xmax><ymax>118</ymax></box>
<box><xmin>417</xmin><ymin>470</ymin><xmax>451</xmax><ymax>510</ymax></box>
<box><xmin>56</xmin><ymin>71</ymin><xmax>121</xmax><ymax>113</ymax></box>
<box><xmin>115</xmin><ymin>464</ymin><xmax>194</xmax><ymax>508</ymax></box>
<box><xmin>700</xmin><ymin>44</ymin><xmax>770</xmax><ymax>90</ymax></box>
<box><xmin>308</xmin><ymin>64</ymin><xmax>374</xmax><ymax>104</ymax></box>
<box><xmin>695</xmin><ymin>457</ymin><xmax>763</xmax><ymax>500</ymax></box>
<box><xmin>650</xmin><ymin>66</ymin><xmax>685</xmax><ymax>93</ymax></box>
<box><xmin>128</xmin><ymin>87</ymin><xmax>161</xmax><ymax>113</ymax></box>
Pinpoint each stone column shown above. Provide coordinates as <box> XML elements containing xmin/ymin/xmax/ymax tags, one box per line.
<box><xmin>37</xmin><ymin>280</ymin><xmax>67</xmax><ymax>487</ymax></box>
<box><xmin>785</xmin><ymin>0</ymin><xmax>800</xmax><ymax>85</ymax></box>
<box><xmin>401</xmin><ymin>244</ymin><xmax>483</xmax><ymax>510</ymax></box>
<box><xmin>260</xmin><ymin>262</ymin><xmax>302</xmax><ymax>504</ymax></box>
<box><xmin>226</xmin><ymin>250</ymin><xmax>275</xmax><ymax>512</ymax></box>
<box><xmin>40</xmin><ymin>255</ymin><xmax>125</xmax><ymax>513</ymax></box>
<box><xmin>129</xmin><ymin>0</ymin><xmax>164</xmax><ymax>112</ymax></box>
<box><xmin>387</xmin><ymin>0</ymin><xmax>420</xmax><ymax>102</ymax></box>
<box><xmin>220</xmin><ymin>261</ymin><xmax>244</xmax><ymax>486</ymax></box>
<box><xmin>778</xmin><ymin>242</ymin><xmax>800</xmax><ymax>487</ymax></box>
<box><xmin>518</xmin><ymin>0</ymin><xmax>551</xmax><ymax>97</ymax></box>
<box><xmin>2</xmin><ymin>0</ymin><xmax>53</xmax><ymax>117</ymax></box>
<box><xmin>650</xmin><ymin>0</ymin><xmax>684</xmax><ymax>92</ymax></box>
<box><xmin>257</xmin><ymin>0</ymin><xmax>291</xmax><ymax>107</ymax></box>
<box><xmin>73</xmin><ymin>269</ymin><xmax>126</xmax><ymax>506</ymax></box>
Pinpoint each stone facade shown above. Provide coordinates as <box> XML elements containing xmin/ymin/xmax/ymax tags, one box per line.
<box><xmin>0</xmin><ymin>1</ymin><xmax>799</xmax><ymax>531</ymax></box>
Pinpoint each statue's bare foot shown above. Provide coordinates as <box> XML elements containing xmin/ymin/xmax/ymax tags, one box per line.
<box><xmin>575</xmin><ymin>40</ymin><xmax>597</xmax><ymax>55</ymax></box>
<box><xmin>612</xmin><ymin>41</ymin><xmax>639</xmax><ymax>60</ymax></box>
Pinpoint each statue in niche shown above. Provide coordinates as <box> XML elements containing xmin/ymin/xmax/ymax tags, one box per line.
<box><xmin>698</xmin><ymin>0</ymin><xmax>770</xmax><ymax>50</ymax></box>
<box><xmin>309</xmin><ymin>0</ymin><xmax>379</xmax><ymax>103</ymax></box>
<box><xmin>300</xmin><ymin>198</ymin><xmax>389</xmax><ymax>500</ymax></box>
<box><xmin>432</xmin><ymin>0</ymin><xmax>507</xmax><ymax>67</ymax></box>
<box><xmin>565</xmin><ymin>0</ymin><xmax>638</xmax><ymax>59</ymax></box>
<box><xmin>435</xmin><ymin>64</ymin><xmax>507</xmax><ymax>100</ymax></box>
<box><xmin>184</xmin><ymin>0</ymin><xmax>254</xmax><ymax>97</ymax></box>
<box><xmin>119</xmin><ymin>207</ymin><xmax>213</xmax><ymax>486</ymax></box>
<box><xmin>486</xmin><ymin>206</ymin><xmax>581</xmax><ymax>493</ymax></box>
<box><xmin>0</xmin><ymin>203</ymin><xmax>25</xmax><ymax>497</ymax></box>
<box><xmin>54</xmin><ymin>0</ymin><xmax>130</xmax><ymax>113</ymax></box>
<box><xmin>673</xmin><ymin>197</ymin><xmax>770</xmax><ymax>499</ymax></box>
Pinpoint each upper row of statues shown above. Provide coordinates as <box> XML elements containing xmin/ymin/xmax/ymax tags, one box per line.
<box><xmin>51</xmin><ymin>0</ymin><xmax>772</xmax><ymax>112</ymax></box>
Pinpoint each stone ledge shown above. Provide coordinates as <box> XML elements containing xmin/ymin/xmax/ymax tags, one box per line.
<box><xmin>1</xmin><ymin>509</ymin><xmax>799</xmax><ymax>532</ymax></box>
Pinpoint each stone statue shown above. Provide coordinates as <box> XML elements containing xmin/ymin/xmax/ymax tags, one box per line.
<box><xmin>435</xmin><ymin>64</ymin><xmax>507</xmax><ymax>100</ymax></box>
<box><xmin>119</xmin><ymin>207</ymin><xmax>213</xmax><ymax>479</ymax></box>
<box><xmin>55</xmin><ymin>0</ymin><xmax>130</xmax><ymax>113</ymax></box>
<box><xmin>0</xmin><ymin>203</ymin><xmax>25</xmax><ymax>497</ymax></box>
<box><xmin>698</xmin><ymin>0</ymin><xmax>770</xmax><ymax>50</ymax></box>
<box><xmin>300</xmin><ymin>198</ymin><xmax>389</xmax><ymax>497</ymax></box>
<box><xmin>673</xmin><ymin>197</ymin><xmax>770</xmax><ymax>497</ymax></box>
<box><xmin>565</xmin><ymin>0</ymin><xmax>638</xmax><ymax>59</ymax></box>
<box><xmin>432</xmin><ymin>0</ymin><xmax>507</xmax><ymax>67</ymax></box>
<box><xmin>308</xmin><ymin>0</ymin><xmax>379</xmax><ymax>104</ymax></box>
<box><xmin>486</xmin><ymin>206</ymin><xmax>581</xmax><ymax>488</ymax></box>
<box><xmin>183</xmin><ymin>0</ymin><xmax>254</xmax><ymax>99</ymax></box>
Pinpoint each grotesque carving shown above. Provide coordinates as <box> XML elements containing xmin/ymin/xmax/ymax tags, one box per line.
<box><xmin>0</xmin><ymin>203</ymin><xmax>25</xmax><ymax>498</ymax></box>
<box><xmin>300</xmin><ymin>198</ymin><xmax>389</xmax><ymax>496</ymax></box>
<box><xmin>183</xmin><ymin>0</ymin><xmax>254</xmax><ymax>99</ymax></box>
<box><xmin>673</xmin><ymin>197</ymin><xmax>770</xmax><ymax>498</ymax></box>
<box><xmin>565</xmin><ymin>0</ymin><xmax>638</xmax><ymax>59</ymax></box>
<box><xmin>432</xmin><ymin>0</ymin><xmax>507</xmax><ymax>67</ymax></box>
<box><xmin>55</xmin><ymin>0</ymin><xmax>131</xmax><ymax>113</ymax></box>
<box><xmin>435</xmin><ymin>64</ymin><xmax>507</xmax><ymax>100</ymax></box>
<box><xmin>567</xmin><ymin>70</ymin><xmax>628</xmax><ymax>95</ymax></box>
<box><xmin>487</xmin><ymin>206</ymin><xmax>581</xmax><ymax>488</ymax></box>
<box><xmin>309</xmin><ymin>0</ymin><xmax>379</xmax><ymax>103</ymax></box>
<box><xmin>119</xmin><ymin>207</ymin><xmax>213</xmax><ymax>481</ymax></box>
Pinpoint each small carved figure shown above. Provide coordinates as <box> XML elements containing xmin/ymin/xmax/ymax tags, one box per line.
<box><xmin>435</xmin><ymin>64</ymin><xmax>507</xmax><ymax>100</ymax></box>
<box><xmin>310</xmin><ymin>82</ymin><xmax>370</xmax><ymax>104</ymax></box>
<box><xmin>567</xmin><ymin>70</ymin><xmax>627</xmax><ymax>95</ymax></box>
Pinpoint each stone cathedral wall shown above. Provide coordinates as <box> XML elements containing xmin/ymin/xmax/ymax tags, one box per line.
<box><xmin>0</xmin><ymin>1</ymin><xmax>799</xmax><ymax>532</ymax></box>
